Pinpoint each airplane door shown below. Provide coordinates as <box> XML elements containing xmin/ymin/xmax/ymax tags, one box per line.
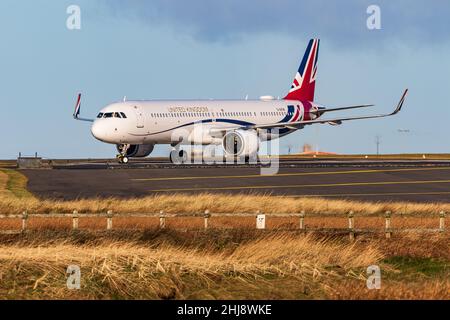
<box><xmin>133</xmin><ymin>105</ymin><xmax>145</xmax><ymax>128</ymax></box>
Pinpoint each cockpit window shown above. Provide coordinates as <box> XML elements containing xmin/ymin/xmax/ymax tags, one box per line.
<box><xmin>99</xmin><ymin>112</ymin><xmax>127</xmax><ymax>119</ymax></box>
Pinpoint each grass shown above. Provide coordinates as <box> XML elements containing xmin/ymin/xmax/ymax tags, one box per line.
<box><xmin>0</xmin><ymin>193</ymin><xmax>449</xmax><ymax>215</ymax></box>
<box><xmin>0</xmin><ymin>230</ymin><xmax>448</xmax><ymax>300</ymax></box>
<box><xmin>383</xmin><ymin>256</ymin><xmax>449</xmax><ymax>279</ymax></box>
<box><xmin>0</xmin><ymin>169</ymin><xmax>35</xmax><ymax>199</ymax></box>
<box><xmin>0</xmin><ymin>232</ymin><xmax>384</xmax><ymax>299</ymax></box>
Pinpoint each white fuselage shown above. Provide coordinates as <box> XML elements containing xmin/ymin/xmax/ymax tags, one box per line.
<box><xmin>90</xmin><ymin>99</ymin><xmax>319</xmax><ymax>146</ymax></box>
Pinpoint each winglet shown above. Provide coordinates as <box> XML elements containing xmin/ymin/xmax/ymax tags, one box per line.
<box><xmin>391</xmin><ymin>89</ymin><xmax>408</xmax><ymax>115</ymax></box>
<box><xmin>72</xmin><ymin>93</ymin><xmax>94</xmax><ymax>122</ymax></box>
<box><xmin>73</xmin><ymin>93</ymin><xmax>82</xmax><ymax>119</ymax></box>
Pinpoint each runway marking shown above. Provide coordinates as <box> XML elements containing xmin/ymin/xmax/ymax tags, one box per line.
<box><xmin>279</xmin><ymin>191</ymin><xmax>450</xmax><ymax>198</ymax></box>
<box><xmin>150</xmin><ymin>179</ymin><xmax>450</xmax><ymax>192</ymax></box>
<box><xmin>134</xmin><ymin>167</ymin><xmax>450</xmax><ymax>182</ymax></box>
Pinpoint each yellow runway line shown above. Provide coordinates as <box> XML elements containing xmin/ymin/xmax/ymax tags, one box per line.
<box><xmin>150</xmin><ymin>179</ymin><xmax>450</xmax><ymax>192</ymax></box>
<box><xmin>134</xmin><ymin>167</ymin><xmax>450</xmax><ymax>182</ymax></box>
<box><xmin>279</xmin><ymin>191</ymin><xmax>450</xmax><ymax>198</ymax></box>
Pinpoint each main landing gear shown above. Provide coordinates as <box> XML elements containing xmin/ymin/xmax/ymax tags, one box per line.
<box><xmin>169</xmin><ymin>148</ymin><xmax>188</xmax><ymax>164</ymax></box>
<box><xmin>117</xmin><ymin>144</ymin><xmax>130</xmax><ymax>164</ymax></box>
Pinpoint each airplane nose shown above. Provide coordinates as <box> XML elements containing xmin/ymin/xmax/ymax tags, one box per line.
<box><xmin>91</xmin><ymin>121</ymin><xmax>108</xmax><ymax>142</ymax></box>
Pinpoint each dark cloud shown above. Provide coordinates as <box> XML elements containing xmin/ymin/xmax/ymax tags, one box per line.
<box><xmin>103</xmin><ymin>0</ymin><xmax>450</xmax><ymax>46</ymax></box>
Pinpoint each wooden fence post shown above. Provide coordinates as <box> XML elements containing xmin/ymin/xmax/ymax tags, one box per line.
<box><xmin>385</xmin><ymin>211</ymin><xmax>392</xmax><ymax>239</ymax></box>
<box><xmin>159</xmin><ymin>210</ymin><xmax>166</xmax><ymax>229</ymax></box>
<box><xmin>348</xmin><ymin>211</ymin><xmax>355</xmax><ymax>241</ymax></box>
<box><xmin>299</xmin><ymin>210</ymin><xmax>305</xmax><ymax>230</ymax></box>
<box><xmin>439</xmin><ymin>211</ymin><xmax>445</xmax><ymax>233</ymax></box>
<box><xmin>204</xmin><ymin>210</ymin><xmax>210</xmax><ymax>230</ymax></box>
<box><xmin>72</xmin><ymin>210</ymin><xmax>79</xmax><ymax>230</ymax></box>
<box><xmin>21</xmin><ymin>211</ymin><xmax>28</xmax><ymax>232</ymax></box>
<box><xmin>106</xmin><ymin>210</ymin><xmax>113</xmax><ymax>230</ymax></box>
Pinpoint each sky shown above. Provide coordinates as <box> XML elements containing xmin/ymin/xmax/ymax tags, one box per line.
<box><xmin>0</xmin><ymin>0</ymin><xmax>449</xmax><ymax>159</ymax></box>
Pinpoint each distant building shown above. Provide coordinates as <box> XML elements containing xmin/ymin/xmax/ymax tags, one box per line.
<box><xmin>300</xmin><ymin>143</ymin><xmax>337</xmax><ymax>155</ymax></box>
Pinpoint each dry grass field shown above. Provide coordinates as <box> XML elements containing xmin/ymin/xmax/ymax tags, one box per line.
<box><xmin>0</xmin><ymin>168</ymin><xmax>448</xmax><ymax>300</ymax></box>
<box><xmin>0</xmin><ymin>230</ymin><xmax>448</xmax><ymax>299</ymax></box>
<box><xmin>0</xmin><ymin>188</ymin><xmax>449</xmax><ymax>216</ymax></box>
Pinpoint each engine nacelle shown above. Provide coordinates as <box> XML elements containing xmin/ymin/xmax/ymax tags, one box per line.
<box><xmin>116</xmin><ymin>144</ymin><xmax>154</xmax><ymax>158</ymax></box>
<box><xmin>222</xmin><ymin>130</ymin><xmax>259</xmax><ymax>157</ymax></box>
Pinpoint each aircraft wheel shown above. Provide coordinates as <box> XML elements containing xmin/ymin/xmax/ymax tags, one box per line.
<box><xmin>170</xmin><ymin>149</ymin><xmax>188</xmax><ymax>164</ymax></box>
<box><xmin>117</xmin><ymin>154</ymin><xmax>129</xmax><ymax>164</ymax></box>
<box><xmin>169</xmin><ymin>150</ymin><xmax>177</xmax><ymax>164</ymax></box>
<box><xmin>180</xmin><ymin>150</ymin><xmax>188</xmax><ymax>163</ymax></box>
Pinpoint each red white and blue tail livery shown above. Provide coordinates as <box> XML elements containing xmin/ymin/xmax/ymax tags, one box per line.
<box><xmin>285</xmin><ymin>39</ymin><xmax>319</xmax><ymax>101</ymax></box>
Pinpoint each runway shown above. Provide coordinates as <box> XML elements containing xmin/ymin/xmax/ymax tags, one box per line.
<box><xmin>22</xmin><ymin>162</ymin><xmax>450</xmax><ymax>202</ymax></box>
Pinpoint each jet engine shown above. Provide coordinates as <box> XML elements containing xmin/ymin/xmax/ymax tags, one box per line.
<box><xmin>222</xmin><ymin>130</ymin><xmax>259</xmax><ymax>157</ymax></box>
<box><xmin>116</xmin><ymin>144</ymin><xmax>154</xmax><ymax>158</ymax></box>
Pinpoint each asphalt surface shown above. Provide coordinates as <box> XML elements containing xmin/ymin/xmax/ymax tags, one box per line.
<box><xmin>23</xmin><ymin>162</ymin><xmax>450</xmax><ymax>202</ymax></box>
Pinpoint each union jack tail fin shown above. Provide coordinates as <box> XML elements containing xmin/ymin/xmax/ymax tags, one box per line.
<box><xmin>284</xmin><ymin>39</ymin><xmax>319</xmax><ymax>101</ymax></box>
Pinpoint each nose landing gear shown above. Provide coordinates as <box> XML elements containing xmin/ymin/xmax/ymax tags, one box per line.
<box><xmin>117</xmin><ymin>155</ymin><xmax>129</xmax><ymax>164</ymax></box>
<box><xmin>117</xmin><ymin>144</ymin><xmax>130</xmax><ymax>164</ymax></box>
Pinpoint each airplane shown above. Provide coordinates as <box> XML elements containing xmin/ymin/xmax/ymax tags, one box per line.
<box><xmin>73</xmin><ymin>39</ymin><xmax>408</xmax><ymax>164</ymax></box>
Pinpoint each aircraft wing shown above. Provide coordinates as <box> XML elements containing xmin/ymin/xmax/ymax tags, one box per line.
<box><xmin>73</xmin><ymin>93</ymin><xmax>94</xmax><ymax>122</ymax></box>
<box><xmin>211</xmin><ymin>89</ymin><xmax>407</xmax><ymax>134</ymax></box>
